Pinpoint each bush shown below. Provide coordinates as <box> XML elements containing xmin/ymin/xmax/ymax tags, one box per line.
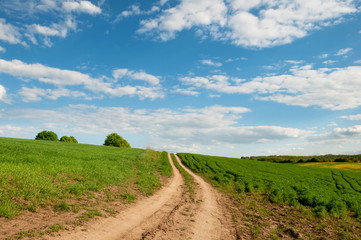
<box><xmin>60</xmin><ymin>136</ymin><xmax>78</xmax><ymax>143</ymax></box>
<box><xmin>104</xmin><ymin>133</ymin><xmax>131</xmax><ymax>148</ymax></box>
<box><xmin>35</xmin><ymin>131</ymin><xmax>58</xmax><ymax>141</ymax></box>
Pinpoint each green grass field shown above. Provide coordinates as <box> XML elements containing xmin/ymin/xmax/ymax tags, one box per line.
<box><xmin>0</xmin><ymin>137</ymin><xmax>171</xmax><ymax>218</ymax></box>
<box><xmin>178</xmin><ymin>153</ymin><xmax>361</xmax><ymax>218</ymax></box>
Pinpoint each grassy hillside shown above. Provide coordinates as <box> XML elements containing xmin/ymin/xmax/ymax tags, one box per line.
<box><xmin>0</xmin><ymin>137</ymin><xmax>172</xmax><ymax>219</ymax></box>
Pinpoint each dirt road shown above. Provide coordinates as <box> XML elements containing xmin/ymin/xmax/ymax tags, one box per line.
<box><xmin>50</xmin><ymin>154</ymin><xmax>235</xmax><ymax>240</ymax></box>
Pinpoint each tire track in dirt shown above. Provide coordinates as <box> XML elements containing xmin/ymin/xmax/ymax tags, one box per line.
<box><xmin>50</xmin><ymin>154</ymin><xmax>235</xmax><ymax>240</ymax></box>
<box><xmin>50</xmin><ymin>154</ymin><xmax>184</xmax><ymax>240</ymax></box>
<box><xmin>174</xmin><ymin>154</ymin><xmax>235</xmax><ymax>240</ymax></box>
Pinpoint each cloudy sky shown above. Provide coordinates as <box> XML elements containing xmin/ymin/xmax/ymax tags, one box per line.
<box><xmin>0</xmin><ymin>0</ymin><xmax>361</xmax><ymax>157</ymax></box>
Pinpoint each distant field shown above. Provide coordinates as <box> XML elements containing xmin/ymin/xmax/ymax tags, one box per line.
<box><xmin>0</xmin><ymin>137</ymin><xmax>171</xmax><ymax>218</ymax></box>
<box><xmin>178</xmin><ymin>153</ymin><xmax>361</xmax><ymax>217</ymax></box>
<box><xmin>244</xmin><ymin>154</ymin><xmax>361</xmax><ymax>163</ymax></box>
<box><xmin>299</xmin><ymin>162</ymin><xmax>361</xmax><ymax>172</ymax></box>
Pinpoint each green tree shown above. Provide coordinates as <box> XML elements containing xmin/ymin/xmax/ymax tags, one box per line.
<box><xmin>60</xmin><ymin>136</ymin><xmax>78</xmax><ymax>143</ymax></box>
<box><xmin>69</xmin><ymin>136</ymin><xmax>78</xmax><ymax>143</ymax></box>
<box><xmin>60</xmin><ymin>136</ymin><xmax>70</xmax><ymax>142</ymax></box>
<box><xmin>104</xmin><ymin>133</ymin><xmax>131</xmax><ymax>148</ymax></box>
<box><xmin>35</xmin><ymin>130</ymin><xmax>59</xmax><ymax>141</ymax></box>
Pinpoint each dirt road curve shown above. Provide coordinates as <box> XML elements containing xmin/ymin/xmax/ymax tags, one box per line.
<box><xmin>50</xmin><ymin>154</ymin><xmax>235</xmax><ymax>240</ymax></box>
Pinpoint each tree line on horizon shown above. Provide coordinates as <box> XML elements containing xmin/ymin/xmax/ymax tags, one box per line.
<box><xmin>34</xmin><ymin>130</ymin><xmax>131</xmax><ymax>148</ymax></box>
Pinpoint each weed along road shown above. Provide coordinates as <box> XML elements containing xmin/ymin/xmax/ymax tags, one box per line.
<box><xmin>50</xmin><ymin>154</ymin><xmax>235</xmax><ymax>240</ymax></box>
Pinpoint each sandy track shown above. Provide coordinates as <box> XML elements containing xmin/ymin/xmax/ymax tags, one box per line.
<box><xmin>174</xmin><ymin>154</ymin><xmax>234</xmax><ymax>240</ymax></box>
<box><xmin>50</xmin><ymin>154</ymin><xmax>235</xmax><ymax>240</ymax></box>
<box><xmin>50</xmin><ymin>154</ymin><xmax>184</xmax><ymax>240</ymax></box>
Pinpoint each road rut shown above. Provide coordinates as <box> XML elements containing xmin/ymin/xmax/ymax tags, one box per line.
<box><xmin>50</xmin><ymin>154</ymin><xmax>235</xmax><ymax>240</ymax></box>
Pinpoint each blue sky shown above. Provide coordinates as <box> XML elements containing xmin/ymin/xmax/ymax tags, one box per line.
<box><xmin>0</xmin><ymin>0</ymin><xmax>361</xmax><ymax>157</ymax></box>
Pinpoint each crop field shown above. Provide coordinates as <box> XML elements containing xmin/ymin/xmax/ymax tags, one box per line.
<box><xmin>178</xmin><ymin>153</ymin><xmax>361</xmax><ymax>218</ymax></box>
<box><xmin>299</xmin><ymin>162</ymin><xmax>361</xmax><ymax>172</ymax></box>
<box><xmin>0</xmin><ymin>137</ymin><xmax>171</xmax><ymax>219</ymax></box>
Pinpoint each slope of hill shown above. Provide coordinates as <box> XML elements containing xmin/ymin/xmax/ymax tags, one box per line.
<box><xmin>0</xmin><ymin>137</ymin><xmax>171</xmax><ymax>239</ymax></box>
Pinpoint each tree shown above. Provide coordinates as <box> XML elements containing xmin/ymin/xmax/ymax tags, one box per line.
<box><xmin>60</xmin><ymin>136</ymin><xmax>78</xmax><ymax>143</ymax></box>
<box><xmin>60</xmin><ymin>136</ymin><xmax>70</xmax><ymax>142</ymax></box>
<box><xmin>69</xmin><ymin>136</ymin><xmax>78</xmax><ymax>143</ymax></box>
<box><xmin>35</xmin><ymin>130</ymin><xmax>59</xmax><ymax>141</ymax></box>
<box><xmin>104</xmin><ymin>133</ymin><xmax>131</xmax><ymax>148</ymax></box>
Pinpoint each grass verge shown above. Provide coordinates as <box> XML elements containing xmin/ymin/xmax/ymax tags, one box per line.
<box><xmin>170</xmin><ymin>154</ymin><xmax>195</xmax><ymax>199</ymax></box>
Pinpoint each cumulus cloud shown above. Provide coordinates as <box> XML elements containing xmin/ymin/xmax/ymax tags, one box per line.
<box><xmin>0</xmin><ymin>46</ymin><xmax>5</xmax><ymax>53</ymax></box>
<box><xmin>62</xmin><ymin>1</ymin><xmax>101</xmax><ymax>15</ymax></box>
<box><xmin>115</xmin><ymin>4</ymin><xmax>160</xmax><ymax>22</ymax></box>
<box><xmin>25</xmin><ymin>15</ymin><xmax>79</xmax><ymax>46</ymax></box>
<box><xmin>113</xmin><ymin>68</ymin><xmax>161</xmax><ymax>85</ymax></box>
<box><xmin>201</xmin><ymin>59</ymin><xmax>222</xmax><ymax>67</ymax></box>
<box><xmin>310</xmin><ymin>125</ymin><xmax>361</xmax><ymax>142</ymax></box>
<box><xmin>0</xmin><ymin>85</ymin><xmax>6</xmax><ymax>101</ymax></box>
<box><xmin>180</xmin><ymin>65</ymin><xmax>361</xmax><ymax>110</ymax></box>
<box><xmin>335</xmin><ymin>47</ymin><xmax>352</xmax><ymax>56</ymax></box>
<box><xmin>137</xmin><ymin>0</ymin><xmax>227</xmax><ymax>41</ymax></box>
<box><xmin>138</xmin><ymin>0</ymin><xmax>358</xmax><ymax>48</ymax></box>
<box><xmin>19</xmin><ymin>87</ymin><xmax>91</xmax><ymax>102</ymax></box>
<box><xmin>171</xmin><ymin>87</ymin><xmax>199</xmax><ymax>96</ymax></box>
<box><xmin>0</xmin><ymin>58</ymin><xmax>164</xmax><ymax>100</ymax></box>
<box><xmin>340</xmin><ymin>114</ymin><xmax>361</xmax><ymax>121</ymax></box>
<box><xmin>3</xmin><ymin>104</ymin><xmax>313</xmax><ymax>152</ymax></box>
<box><xmin>0</xmin><ymin>125</ymin><xmax>32</xmax><ymax>136</ymax></box>
<box><xmin>0</xmin><ymin>18</ymin><xmax>24</xmax><ymax>45</ymax></box>
<box><xmin>0</xmin><ymin>1</ymin><xmax>101</xmax><ymax>47</ymax></box>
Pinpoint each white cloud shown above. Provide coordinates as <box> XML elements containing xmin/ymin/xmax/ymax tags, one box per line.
<box><xmin>319</xmin><ymin>53</ymin><xmax>329</xmax><ymax>59</ymax></box>
<box><xmin>114</xmin><ymin>4</ymin><xmax>160</xmax><ymax>23</ymax></box>
<box><xmin>340</xmin><ymin>114</ymin><xmax>361</xmax><ymax>121</ymax></box>
<box><xmin>171</xmin><ymin>87</ymin><xmax>199</xmax><ymax>96</ymax></box>
<box><xmin>0</xmin><ymin>125</ymin><xmax>32</xmax><ymax>136</ymax></box>
<box><xmin>0</xmin><ymin>1</ymin><xmax>101</xmax><ymax>47</ymax></box>
<box><xmin>3</xmin><ymin>104</ymin><xmax>313</xmax><ymax>152</ymax></box>
<box><xmin>160</xmin><ymin>0</ymin><xmax>169</xmax><ymax>5</ymax></box>
<box><xmin>0</xmin><ymin>46</ymin><xmax>5</xmax><ymax>53</ymax></box>
<box><xmin>18</xmin><ymin>87</ymin><xmax>91</xmax><ymax>102</ymax></box>
<box><xmin>0</xmin><ymin>85</ymin><xmax>6</xmax><ymax>101</ymax></box>
<box><xmin>201</xmin><ymin>59</ymin><xmax>222</xmax><ymax>67</ymax></box>
<box><xmin>311</xmin><ymin>125</ymin><xmax>361</xmax><ymax>142</ymax></box>
<box><xmin>119</xmin><ymin>5</ymin><xmax>141</xmax><ymax>18</ymax></box>
<box><xmin>254</xmin><ymin>65</ymin><xmax>361</xmax><ymax>110</ymax></box>
<box><xmin>137</xmin><ymin>0</ymin><xmax>227</xmax><ymax>41</ymax></box>
<box><xmin>4</xmin><ymin>104</ymin><xmax>361</xmax><ymax>155</ymax></box>
<box><xmin>323</xmin><ymin>60</ymin><xmax>337</xmax><ymax>65</ymax></box>
<box><xmin>0</xmin><ymin>58</ymin><xmax>164</xmax><ymax>100</ymax></box>
<box><xmin>113</xmin><ymin>68</ymin><xmax>161</xmax><ymax>85</ymax></box>
<box><xmin>62</xmin><ymin>1</ymin><xmax>101</xmax><ymax>15</ymax></box>
<box><xmin>335</xmin><ymin>47</ymin><xmax>352</xmax><ymax>56</ymax></box>
<box><xmin>180</xmin><ymin>65</ymin><xmax>361</xmax><ymax>110</ymax></box>
<box><xmin>26</xmin><ymin>17</ymin><xmax>78</xmax><ymax>46</ymax></box>
<box><xmin>138</xmin><ymin>0</ymin><xmax>358</xmax><ymax>48</ymax></box>
<box><xmin>354</xmin><ymin>59</ymin><xmax>361</xmax><ymax>64</ymax></box>
<box><xmin>0</xmin><ymin>18</ymin><xmax>24</xmax><ymax>45</ymax></box>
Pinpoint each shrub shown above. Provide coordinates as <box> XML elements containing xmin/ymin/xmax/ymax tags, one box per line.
<box><xmin>104</xmin><ymin>133</ymin><xmax>131</xmax><ymax>148</ymax></box>
<box><xmin>35</xmin><ymin>131</ymin><xmax>58</xmax><ymax>141</ymax></box>
<box><xmin>60</xmin><ymin>136</ymin><xmax>78</xmax><ymax>143</ymax></box>
<box><xmin>69</xmin><ymin>136</ymin><xmax>78</xmax><ymax>143</ymax></box>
